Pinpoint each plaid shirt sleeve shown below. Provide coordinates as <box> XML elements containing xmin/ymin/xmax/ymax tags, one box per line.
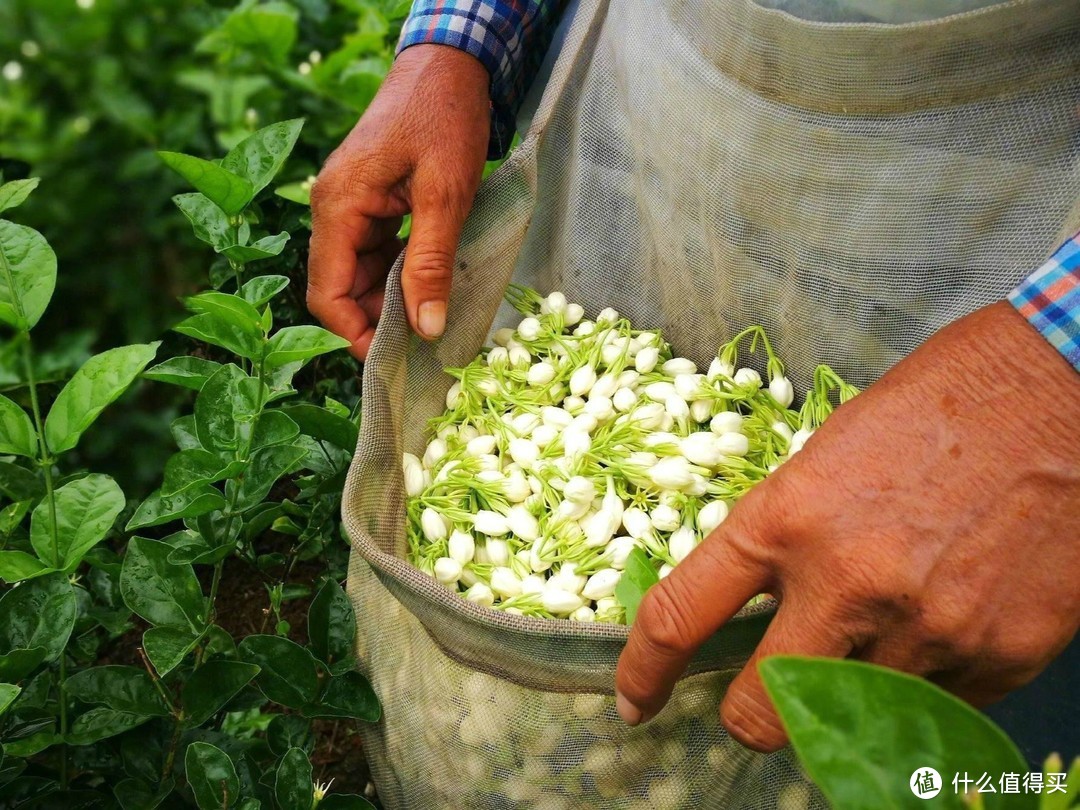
<box><xmin>397</xmin><ymin>0</ymin><xmax>566</xmax><ymax>159</ymax></box>
<box><xmin>1008</xmin><ymin>232</ymin><xmax>1080</xmax><ymax>371</ymax></box>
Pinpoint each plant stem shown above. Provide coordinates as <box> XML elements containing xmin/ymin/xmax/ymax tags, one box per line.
<box><xmin>161</xmin><ymin>716</ymin><xmax>184</xmax><ymax>782</ymax></box>
<box><xmin>138</xmin><ymin>647</ymin><xmax>178</xmax><ymax>714</ymax></box>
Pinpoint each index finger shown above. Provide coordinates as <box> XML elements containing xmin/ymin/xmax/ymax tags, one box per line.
<box><xmin>615</xmin><ymin>505</ymin><xmax>775</xmax><ymax>725</ymax></box>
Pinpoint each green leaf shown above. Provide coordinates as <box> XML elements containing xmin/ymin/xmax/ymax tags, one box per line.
<box><xmin>172</xmin><ymin>414</ymin><xmax>202</xmax><ymax>450</ymax></box>
<box><xmin>237</xmin><ymin>635</ymin><xmax>320</xmax><ymax>708</ymax></box>
<box><xmin>44</xmin><ymin>342</ymin><xmax>160</xmax><ymax>454</ymax></box>
<box><xmin>220</xmin><ymin>232</ymin><xmax>289</xmax><ymax>263</ymax></box>
<box><xmin>158</xmin><ymin>152</ymin><xmax>254</xmax><ymax>216</ymax></box>
<box><xmin>251</xmin><ymin>410</ymin><xmax>300</xmax><ymax>450</ymax></box>
<box><xmin>275</xmin><ymin>747</ymin><xmax>313</xmax><ymax>810</ymax></box>
<box><xmin>3</xmin><ymin>729</ymin><xmax>63</xmax><ymax>757</ymax></box>
<box><xmin>127</xmin><ymin>485</ymin><xmax>227</xmax><ymax>531</ymax></box>
<box><xmin>760</xmin><ymin>656</ymin><xmax>1031</xmax><ymax>810</ymax></box>
<box><xmin>166</xmin><ymin>532</ymin><xmax>233</xmax><ymax>567</ymax></box>
<box><xmin>187</xmin><ymin>290</ymin><xmax>264</xmax><ymax>334</ymax></box>
<box><xmin>0</xmin><ymin>178</ymin><xmax>40</xmax><ymax>214</ymax></box>
<box><xmin>172</xmin><ymin>193</ymin><xmax>232</xmax><ymax>251</ymax></box>
<box><xmin>115</xmin><ymin>778</ymin><xmax>173</xmax><ymax>810</ymax></box>
<box><xmin>614</xmin><ymin>547</ymin><xmax>659</xmax><ymax>625</ymax></box>
<box><xmin>222</xmin><ymin>119</ymin><xmax>304</xmax><ymax>195</ymax></box>
<box><xmin>175</xmin><ymin>312</ymin><xmax>262</xmax><ymax>360</ymax></box>
<box><xmin>266</xmin><ymin>715</ymin><xmax>313</xmax><ymax>757</ymax></box>
<box><xmin>181</xmin><ymin>660</ymin><xmax>260</xmax><ymax>727</ymax></box>
<box><xmin>239</xmin><ymin>275</ymin><xmax>290</xmax><ymax>308</ymax></box>
<box><xmin>30</xmin><ymin>473</ymin><xmax>124</xmax><ymax>571</ymax></box>
<box><xmin>185</xmin><ymin>742</ymin><xmax>240</xmax><ymax>810</ymax></box>
<box><xmin>143</xmin><ymin>626</ymin><xmax>202</xmax><ymax>677</ymax></box>
<box><xmin>0</xmin><ymin>572</ymin><xmax>76</xmax><ymax>664</ymax></box>
<box><xmin>195</xmin><ymin>364</ymin><xmax>263</xmax><ymax>453</ymax></box>
<box><xmin>0</xmin><ymin>682</ymin><xmax>21</xmax><ymax>715</ymax></box>
<box><xmin>274</xmin><ymin>182</ymin><xmax>310</xmax><ymax>206</ymax></box>
<box><xmin>318</xmin><ymin>796</ymin><xmax>376</xmax><ymax>810</ymax></box>
<box><xmin>263</xmin><ymin>326</ymin><xmax>350</xmax><ymax>370</ymax></box>
<box><xmin>144</xmin><ymin>356</ymin><xmax>224</xmax><ymax>391</ymax></box>
<box><xmin>162</xmin><ymin>449</ymin><xmax>247</xmax><ymax>498</ymax></box>
<box><xmin>219</xmin><ymin>3</ymin><xmax>300</xmax><ymax>65</ymax></box>
<box><xmin>0</xmin><ymin>220</ymin><xmax>57</xmax><ymax>331</ymax></box>
<box><xmin>120</xmin><ymin>536</ymin><xmax>206</xmax><ymax>630</ymax></box>
<box><xmin>0</xmin><ymin>395</ymin><xmax>35</xmax><ymax>457</ymax></box>
<box><xmin>308</xmin><ymin>580</ymin><xmax>355</xmax><ymax>666</ymax></box>
<box><xmin>65</xmin><ymin>666</ymin><xmax>170</xmax><ymax>716</ymax></box>
<box><xmin>67</xmin><ymin>706</ymin><xmax>150</xmax><ymax>746</ymax></box>
<box><xmin>283</xmin><ymin>404</ymin><xmax>358</xmax><ymax>452</ymax></box>
<box><xmin>302</xmin><ymin>671</ymin><xmax>379</xmax><ymax>721</ymax></box>
<box><xmin>0</xmin><ymin>551</ymin><xmax>51</xmax><ymax>583</ymax></box>
<box><xmin>0</xmin><ymin>648</ymin><xmax>46</xmax><ymax>682</ymax></box>
<box><xmin>232</xmin><ymin>443</ymin><xmax>307</xmax><ymax>511</ymax></box>
<box><xmin>0</xmin><ymin>461</ymin><xmax>41</xmax><ymax>501</ymax></box>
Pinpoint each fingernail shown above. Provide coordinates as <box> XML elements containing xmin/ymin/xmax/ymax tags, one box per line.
<box><xmin>417</xmin><ymin>300</ymin><xmax>446</xmax><ymax>339</ymax></box>
<box><xmin>616</xmin><ymin>691</ymin><xmax>643</xmax><ymax>726</ymax></box>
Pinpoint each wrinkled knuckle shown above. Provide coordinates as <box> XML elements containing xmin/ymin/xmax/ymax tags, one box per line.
<box><xmin>720</xmin><ymin>691</ymin><xmax>783</xmax><ymax>753</ymax></box>
<box><xmin>635</xmin><ymin>582</ymin><xmax>697</xmax><ymax>657</ymax></box>
<box><xmin>987</xmin><ymin>629</ymin><xmax>1055</xmax><ymax>675</ymax></box>
<box><xmin>405</xmin><ymin>250</ymin><xmax>455</xmax><ymax>287</ymax></box>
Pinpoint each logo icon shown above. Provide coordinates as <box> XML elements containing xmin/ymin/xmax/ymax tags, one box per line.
<box><xmin>911</xmin><ymin>767</ymin><xmax>943</xmax><ymax>799</ymax></box>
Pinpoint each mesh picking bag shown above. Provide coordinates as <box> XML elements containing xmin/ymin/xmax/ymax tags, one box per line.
<box><xmin>343</xmin><ymin>0</ymin><xmax>1080</xmax><ymax>806</ymax></box>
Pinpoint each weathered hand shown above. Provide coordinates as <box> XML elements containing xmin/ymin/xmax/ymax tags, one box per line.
<box><xmin>615</xmin><ymin>301</ymin><xmax>1080</xmax><ymax>752</ymax></box>
<box><xmin>307</xmin><ymin>44</ymin><xmax>491</xmax><ymax>359</ymax></box>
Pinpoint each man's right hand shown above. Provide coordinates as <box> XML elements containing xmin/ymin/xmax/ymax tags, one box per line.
<box><xmin>307</xmin><ymin>45</ymin><xmax>492</xmax><ymax>360</ymax></box>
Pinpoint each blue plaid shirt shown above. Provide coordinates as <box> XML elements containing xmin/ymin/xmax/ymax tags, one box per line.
<box><xmin>397</xmin><ymin>1</ymin><xmax>1080</xmax><ymax>372</ymax></box>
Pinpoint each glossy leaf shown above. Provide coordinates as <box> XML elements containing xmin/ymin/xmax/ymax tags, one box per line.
<box><xmin>194</xmin><ymin>364</ymin><xmax>263</xmax><ymax>452</ymax></box>
<box><xmin>173</xmin><ymin>192</ymin><xmax>232</xmax><ymax>251</ymax></box>
<box><xmin>30</xmin><ymin>473</ymin><xmax>124</xmax><ymax>571</ymax></box>
<box><xmin>237</xmin><ymin>635</ymin><xmax>320</xmax><ymax>708</ymax></box>
<box><xmin>172</xmin><ymin>414</ymin><xmax>201</xmax><ymax>450</ymax></box>
<box><xmin>0</xmin><ymin>648</ymin><xmax>46</xmax><ymax>682</ymax></box>
<box><xmin>231</xmin><ymin>443</ymin><xmax>306</xmax><ymax>511</ymax></box>
<box><xmin>263</xmin><ymin>326</ymin><xmax>350</xmax><ymax>369</ymax></box>
<box><xmin>0</xmin><ymin>220</ymin><xmax>57</xmax><ymax>331</ymax></box>
<box><xmin>283</xmin><ymin>404</ymin><xmax>358</xmax><ymax>452</ymax></box>
<box><xmin>308</xmin><ymin>580</ymin><xmax>355</xmax><ymax>666</ymax></box>
<box><xmin>219</xmin><ymin>4</ymin><xmax>300</xmax><ymax>65</ymax></box>
<box><xmin>144</xmin><ymin>356</ymin><xmax>224</xmax><ymax>391</ymax></box>
<box><xmin>120</xmin><ymin>536</ymin><xmax>206</xmax><ymax>630</ymax></box>
<box><xmin>185</xmin><ymin>742</ymin><xmax>240</xmax><ymax>810</ymax></box>
<box><xmin>175</xmin><ymin>312</ymin><xmax>262</xmax><ymax>360</ymax></box>
<box><xmin>251</xmin><ymin>410</ymin><xmax>300</xmax><ymax>449</ymax></box>
<box><xmin>115</xmin><ymin>778</ymin><xmax>173</xmax><ymax>810</ymax></box>
<box><xmin>181</xmin><ymin>660</ymin><xmax>260</xmax><ymax>727</ymax></box>
<box><xmin>0</xmin><ymin>572</ymin><xmax>76</xmax><ymax>664</ymax></box>
<box><xmin>220</xmin><ymin>232</ymin><xmax>289</xmax><ymax>263</ymax></box>
<box><xmin>0</xmin><ymin>462</ymin><xmax>41</xmax><ymax>501</ymax></box>
<box><xmin>0</xmin><ymin>683</ymin><xmax>21</xmax><ymax>715</ymax></box>
<box><xmin>65</xmin><ymin>666</ymin><xmax>170</xmax><ymax>716</ymax></box>
<box><xmin>0</xmin><ymin>551</ymin><xmax>50</xmax><ymax>583</ymax></box>
<box><xmin>143</xmin><ymin>626</ymin><xmax>202</xmax><ymax>677</ymax></box>
<box><xmin>239</xmin><ymin>275</ymin><xmax>289</xmax><ymax>308</ymax></box>
<box><xmin>44</xmin><ymin>342</ymin><xmax>160</xmax><ymax>454</ymax></box>
<box><xmin>0</xmin><ymin>178</ymin><xmax>40</xmax><ymax>214</ymax></box>
<box><xmin>302</xmin><ymin>671</ymin><xmax>379</xmax><ymax>722</ymax></box>
<box><xmin>266</xmin><ymin>715</ymin><xmax>313</xmax><ymax>757</ymax></box>
<box><xmin>162</xmin><ymin>449</ymin><xmax>247</xmax><ymax>498</ymax></box>
<box><xmin>0</xmin><ymin>395</ymin><xmax>35</xmax><ymax>457</ymax></box>
<box><xmin>221</xmin><ymin>119</ymin><xmax>304</xmax><ymax>194</ymax></box>
<box><xmin>187</xmin><ymin>290</ymin><xmax>264</xmax><ymax>333</ymax></box>
<box><xmin>66</xmin><ymin>706</ymin><xmax>150</xmax><ymax>745</ymax></box>
<box><xmin>127</xmin><ymin>484</ymin><xmax>227</xmax><ymax>531</ymax></box>
<box><xmin>274</xmin><ymin>182</ymin><xmax>310</xmax><ymax>206</ymax></box>
<box><xmin>158</xmin><ymin>152</ymin><xmax>254</xmax><ymax>216</ymax></box>
<box><xmin>760</xmin><ymin>657</ymin><xmax>1031</xmax><ymax>810</ymax></box>
<box><xmin>614</xmin><ymin>547</ymin><xmax>659</xmax><ymax>625</ymax></box>
<box><xmin>275</xmin><ymin>747</ymin><xmax>313</xmax><ymax>810</ymax></box>
<box><xmin>166</xmin><ymin>533</ymin><xmax>233</xmax><ymax>566</ymax></box>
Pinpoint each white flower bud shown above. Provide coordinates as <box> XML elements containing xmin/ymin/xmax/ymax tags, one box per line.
<box><xmin>574</xmin><ymin>320</ymin><xmax>596</xmax><ymax>336</ymax></box>
<box><xmin>445</xmin><ymin>382</ymin><xmax>463</xmax><ymax>409</ymax></box>
<box><xmin>649</xmin><ymin>456</ymin><xmax>695</xmax><ymax>491</ymax></box>
<box><xmin>570</xmin><ymin>606</ymin><xmax>596</xmax><ymax>622</ymax></box>
<box><xmin>690</xmin><ymin>399</ymin><xmax>713</xmax><ymax>423</ymax></box>
<box><xmin>630</xmin><ymin>402</ymin><xmax>665</xmax><ymax>430</ymax></box>
<box><xmin>571</xmin><ymin>413</ymin><xmax>598</xmax><ymax>434</ymax></box>
<box><xmin>582</xmin><ymin>568</ymin><xmax>621</xmax><ymax>600</ymax></box>
<box><xmin>659</xmin><ymin>563</ymin><xmax>674</xmax><ymax>579</ymax></box>
<box><xmin>506</xmin><ymin>505</ymin><xmax>540</xmax><ymax>541</ymax></box>
<box><xmin>520</xmin><ymin>574</ymin><xmax>546</xmax><ymax>595</ymax></box>
<box><xmin>564</xmin><ymin>303</ymin><xmax>585</xmax><ymax>326</ymax></box>
<box><xmin>715</xmin><ymin>432</ymin><xmax>750</xmax><ymax>457</ymax></box>
<box><xmin>464</xmin><ymin>582</ymin><xmax>495</xmax><ymax>607</ymax></box>
<box><xmin>596</xmin><ymin>307</ymin><xmax>619</xmax><ymax>326</ymax></box>
<box><xmin>474</xmin><ymin>510</ymin><xmax>509</xmax><ymax>536</ymax></box>
<box><xmin>532</xmin><ymin>423</ymin><xmax>558</xmax><ymax>448</ymax></box>
<box><xmin>542</xmin><ymin>588</ymin><xmax>585</xmax><ymax>616</ymax></box>
<box><xmin>508</xmin><ymin>437</ymin><xmax>540</xmax><ymax>470</ymax></box>
<box><xmin>422</xmin><ymin>438</ymin><xmax>448</xmax><ymax>469</ymax></box>
<box><xmin>582</xmin><ymin>509</ymin><xmax>621</xmax><ymax>548</ymax></box>
<box><xmin>503</xmin><ymin>470</ymin><xmax>531</xmax><ymax>502</ymax></box>
<box><xmin>563</xmin><ymin>430</ymin><xmax>591</xmax><ymax>459</ymax></box>
<box><xmin>733</xmin><ymin>367</ymin><xmax>762</xmax><ymax>388</ymax></box>
<box><xmin>557</xmin><ymin>498</ymin><xmax>590</xmax><ymax>520</ymax></box>
<box><xmin>448</xmin><ymin>531</ymin><xmax>475</xmax><ymax>565</ymax></box>
<box><xmin>789</xmin><ymin>427</ymin><xmax>814</xmax><ymax>455</ymax></box>
<box><xmin>602</xmin><ymin>477</ymin><xmax>625</xmax><ymax>522</ymax></box>
<box><xmin>569</xmin><ymin>365</ymin><xmax>597</xmax><ymax>396</ymax></box>
<box><xmin>509</xmin><ymin>345</ymin><xmax>531</xmax><ymax>369</ymax></box>
<box><xmin>649</xmin><ymin>504</ymin><xmax>682</xmax><ymax>532</ymax></box>
<box><xmin>511</xmin><ymin>412</ymin><xmax>541</xmax><ymax>435</ymax></box>
<box><xmin>674</xmin><ymin>373</ymin><xmax>705</xmax><ymax>401</ymax></box>
<box><xmin>707</xmin><ymin>357</ymin><xmax>735</xmax><ymax>380</ymax></box>
<box><xmin>680</xmin><ymin>432</ymin><xmax>721</xmax><ymax>467</ymax></box>
<box><xmin>662</xmin><ymin>357</ymin><xmax>697</xmax><ymax>376</ymax></box>
<box><xmin>487</xmin><ymin>346</ymin><xmax>510</xmax><ymax>369</ymax></box>
<box><xmin>665</xmin><ymin>394</ymin><xmax>690</xmax><ymax>421</ymax></box>
<box><xmin>710</xmin><ymin>411</ymin><xmax>744</xmax><ymax>435</ymax></box>
<box><xmin>403</xmin><ymin>453</ymin><xmax>426</xmax><ymax>497</ymax></box>
<box><xmin>626</xmin><ymin>451</ymin><xmax>658</xmax><ymax>468</ymax></box>
<box><xmin>769</xmin><ymin>375</ymin><xmax>795</xmax><ymax>408</ymax></box>
<box><xmin>563</xmin><ymin>395</ymin><xmax>585</xmax><ymax>415</ymax></box>
<box><xmin>549</xmin><ymin>562</ymin><xmax>587</xmax><ymax>594</ymax></box>
<box><xmin>460</xmin><ymin>567</ymin><xmax>480</xmax><ymax>587</ymax></box>
<box><xmin>434</xmin><ymin>557</ymin><xmax>462</xmax><ymax>585</ymax></box>
<box><xmin>421</xmin><ymin>508</ymin><xmax>449</xmax><ymax>543</ymax></box>
<box><xmin>772</xmin><ymin>421</ymin><xmax>794</xmax><ymax>442</ymax></box>
<box><xmin>545</xmin><ymin>291</ymin><xmax>568</xmax><ymax>315</ymax></box>
<box><xmin>527</xmin><ymin>361</ymin><xmax>556</xmax><ymax>386</ymax></box>
<box><xmin>600</xmin><ymin>343</ymin><xmax>622</xmax><ymax>367</ymax></box>
<box><xmin>485</xmin><ymin>538</ymin><xmax>510</xmax><ymax>567</ymax></box>
<box><xmin>668</xmin><ymin>525</ymin><xmax>698</xmax><ymax>563</ymax></box>
<box><xmin>622</xmin><ymin>507</ymin><xmax>653</xmax><ymax>540</ymax></box>
<box><xmin>563</xmin><ymin>476</ymin><xmax>596</xmax><ymax>503</ymax></box>
<box><xmin>613</xmin><ymin>387</ymin><xmax>638</xmax><ymax>413</ymax></box>
<box><xmin>493</xmin><ymin>327</ymin><xmax>515</xmax><ymax>346</ymax></box>
<box><xmin>635</xmin><ymin>346</ymin><xmax>660</xmax><ymax>373</ymax></box>
<box><xmin>697</xmin><ymin>500</ymin><xmax>729</xmax><ymax>535</ymax></box>
<box><xmin>458</xmin><ymin>424</ymin><xmax>479</xmax><ymax>442</ymax></box>
<box><xmin>583</xmin><ymin>396</ymin><xmax>614</xmax><ymax>422</ymax></box>
<box><xmin>490</xmin><ymin>566</ymin><xmax>523</xmax><ymax>598</ymax></box>
<box><xmin>517</xmin><ymin>317</ymin><xmax>542</xmax><ymax>341</ymax></box>
<box><xmin>642</xmin><ymin>432</ymin><xmax>679</xmax><ymax>449</ymax></box>
<box><xmin>466</xmin><ymin>435</ymin><xmax>497</xmax><ymax>457</ymax></box>
<box><xmin>541</xmin><ymin>406</ymin><xmax>574</xmax><ymax>428</ymax></box>
<box><xmin>644</xmin><ymin>381</ymin><xmax>677</xmax><ymax>401</ymax></box>
<box><xmin>606</xmin><ymin>536</ymin><xmax>638</xmax><ymax>569</ymax></box>
<box><xmin>616</xmin><ymin>369</ymin><xmax>640</xmax><ymax>388</ymax></box>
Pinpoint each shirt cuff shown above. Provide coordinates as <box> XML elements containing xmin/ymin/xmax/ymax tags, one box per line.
<box><xmin>1008</xmin><ymin>232</ymin><xmax>1080</xmax><ymax>371</ymax></box>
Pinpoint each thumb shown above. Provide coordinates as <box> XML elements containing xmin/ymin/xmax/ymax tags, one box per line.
<box><xmin>400</xmin><ymin>188</ymin><xmax>470</xmax><ymax>341</ymax></box>
<box><xmin>720</xmin><ymin>600</ymin><xmax>852</xmax><ymax>753</ymax></box>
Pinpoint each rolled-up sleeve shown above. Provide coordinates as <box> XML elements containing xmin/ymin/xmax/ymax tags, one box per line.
<box><xmin>1008</xmin><ymin>232</ymin><xmax>1080</xmax><ymax>372</ymax></box>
